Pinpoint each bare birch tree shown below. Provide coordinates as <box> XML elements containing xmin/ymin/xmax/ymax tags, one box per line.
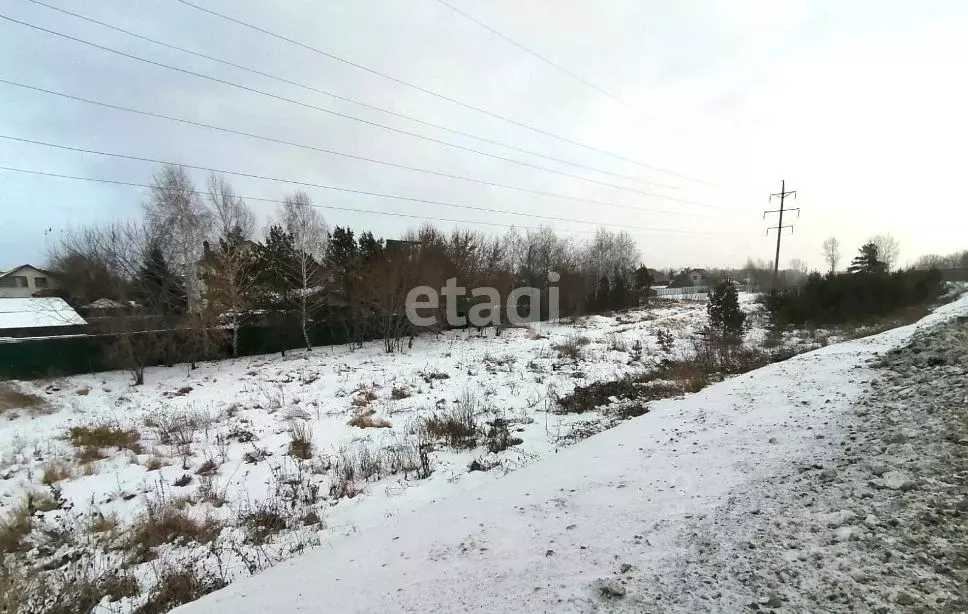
<box><xmin>280</xmin><ymin>191</ymin><xmax>328</xmax><ymax>351</ymax></box>
<box><xmin>821</xmin><ymin>237</ymin><xmax>841</xmax><ymax>273</ymax></box>
<box><xmin>870</xmin><ymin>234</ymin><xmax>900</xmax><ymax>271</ymax></box>
<box><xmin>203</xmin><ymin>174</ymin><xmax>257</xmax><ymax>356</ymax></box>
<box><xmin>143</xmin><ymin>165</ymin><xmax>212</xmax><ymax>312</ymax></box>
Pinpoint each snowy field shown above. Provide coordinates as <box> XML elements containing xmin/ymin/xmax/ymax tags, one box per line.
<box><xmin>168</xmin><ymin>293</ymin><xmax>968</xmax><ymax>614</ymax></box>
<box><xmin>1</xmin><ymin>295</ymin><xmax>777</xmax><ymax>611</ymax></box>
<box><xmin>4</xmin><ymin>290</ymin><xmax>947</xmax><ymax>613</ymax></box>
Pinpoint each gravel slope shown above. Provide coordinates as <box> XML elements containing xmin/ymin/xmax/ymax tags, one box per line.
<box><xmin>645</xmin><ymin>311</ymin><xmax>968</xmax><ymax>612</ymax></box>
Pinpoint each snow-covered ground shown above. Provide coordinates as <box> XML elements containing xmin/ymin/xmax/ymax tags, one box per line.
<box><xmin>6</xmin><ymin>292</ymin><xmax>963</xmax><ymax>612</ymax></box>
<box><xmin>1</xmin><ymin>296</ymin><xmax>775</xmax><ymax>611</ymax></box>
<box><xmin>160</xmin><ymin>294</ymin><xmax>968</xmax><ymax>614</ymax></box>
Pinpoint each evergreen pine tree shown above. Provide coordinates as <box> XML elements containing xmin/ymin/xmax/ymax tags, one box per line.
<box><xmin>610</xmin><ymin>269</ymin><xmax>632</xmax><ymax>309</ymax></box>
<box><xmin>633</xmin><ymin>266</ymin><xmax>654</xmax><ymax>303</ymax></box>
<box><xmin>137</xmin><ymin>244</ymin><xmax>186</xmax><ymax>315</ymax></box>
<box><xmin>847</xmin><ymin>242</ymin><xmax>887</xmax><ymax>274</ymax></box>
<box><xmin>595</xmin><ymin>275</ymin><xmax>611</xmax><ymax>311</ymax></box>
<box><xmin>707</xmin><ymin>280</ymin><xmax>746</xmax><ymax>344</ymax></box>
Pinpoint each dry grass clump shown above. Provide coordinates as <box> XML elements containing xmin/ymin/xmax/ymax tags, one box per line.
<box><xmin>87</xmin><ymin>511</ymin><xmax>119</xmax><ymax>535</ymax></box>
<box><xmin>240</xmin><ymin>501</ymin><xmax>289</xmax><ymax>546</ymax></box>
<box><xmin>133</xmin><ymin>563</ymin><xmax>227</xmax><ymax>614</ymax></box>
<box><xmin>144</xmin><ymin>412</ymin><xmax>200</xmax><ymax>447</ymax></box>
<box><xmin>0</xmin><ymin>504</ymin><xmax>31</xmax><ymax>554</ymax></box>
<box><xmin>556</xmin><ymin>358</ymin><xmax>712</xmax><ymax>415</ymax></box>
<box><xmin>195</xmin><ymin>458</ymin><xmax>218</xmax><ymax>476</ymax></box>
<box><xmin>41</xmin><ymin>460</ymin><xmax>73</xmax><ymax>485</ymax></box>
<box><xmin>287</xmin><ymin>420</ymin><xmax>314</xmax><ymax>459</ymax></box>
<box><xmin>553</xmin><ymin>334</ymin><xmax>588</xmax><ymax>361</ymax></box>
<box><xmin>25</xmin><ymin>489</ymin><xmax>61</xmax><ymax>513</ymax></box>
<box><xmin>420</xmin><ymin>369</ymin><xmax>450</xmax><ymax>384</ymax></box>
<box><xmin>125</xmin><ymin>503</ymin><xmax>223</xmax><ymax>563</ymax></box>
<box><xmin>347</xmin><ymin>412</ymin><xmax>392</xmax><ymax>429</ymax></box>
<box><xmin>525</xmin><ymin>326</ymin><xmax>547</xmax><ymax>340</ymax></box>
<box><xmin>390</xmin><ymin>385</ymin><xmax>411</xmax><ymax>400</ymax></box>
<box><xmin>0</xmin><ymin>383</ymin><xmax>46</xmax><ymax>414</ymax></box>
<box><xmin>605</xmin><ymin>333</ymin><xmax>628</xmax><ymax>352</ymax></box>
<box><xmin>144</xmin><ymin>456</ymin><xmax>168</xmax><ymax>471</ymax></box>
<box><xmin>350</xmin><ymin>384</ymin><xmax>379</xmax><ymax>407</ymax></box>
<box><xmin>68</xmin><ymin>424</ymin><xmax>142</xmax><ymax>455</ymax></box>
<box><xmin>422</xmin><ymin>395</ymin><xmax>478</xmax><ymax>449</ymax></box>
<box><xmin>0</xmin><ymin>561</ymin><xmax>139</xmax><ymax>614</ymax></box>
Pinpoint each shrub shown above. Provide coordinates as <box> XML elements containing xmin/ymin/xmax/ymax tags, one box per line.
<box><xmin>390</xmin><ymin>385</ymin><xmax>411</xmax><ymax>400</ymax></box>
<box><xmin>557</xmin><ymin>360</ymin><xmax>712</xmax><ymax>414</ymax></box>
<box><xmin>287</xmin><ymin>421</ymin><xmax>314</xmax><ymax>459</ymax></box>
<box><xmin>484</xmin><ymin>418</ymin><xmax>523</xmax><ymax>453</ymax></box>
<box><xmin>765</xmin><ymin>268</ymin><xmax>944</xmax><ymax>327</ymax></box>
<box><xmin>655</xmin><ymin>328</ymin><xmax>675</xmax><ymax>353</ymax></box>
<box><xmin>145</xmin><ymin>413</ymin><xmax>199</xmax><ymax>447</ymax></box>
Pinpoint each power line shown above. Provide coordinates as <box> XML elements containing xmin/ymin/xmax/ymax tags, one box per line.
<box><xmin>0</xmin><ymin>140</ymin><xmax>734</xmax><ymax>236</ymax></box>
<box><xmin>1</xmin><ymin>11</ymin><xmax>687</xmax><ymax>197</ymax></box>
<box><xmin>432</xmin><ymin>0</ymin><xmax>656</xmax><ymax>122</ymax></box>
<box><xmin>18</xmin><ymin>0</ymin><xmax>670</xmax><ymax>192</ymax></box>
<box><xmin>0</xmin><ymin>79</ymin><xmax>733</xmax><ymax>215</ymax></box>
<box><xmin>173</xmin><ymin>0</ymin><xmax>728</xmax><ymax>188</ymax></box>
<box><xmin>0</xmin><ymin>165</ymin><xmax>551</xmax><ymax>232</ymax></box>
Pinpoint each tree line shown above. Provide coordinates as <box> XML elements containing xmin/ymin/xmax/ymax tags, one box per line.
<box><xmin>47</xmin><ymin>165</ymin><xmax>659</xmax><ymax>382</ymax></box>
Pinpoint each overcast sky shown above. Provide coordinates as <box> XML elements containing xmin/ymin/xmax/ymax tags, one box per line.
<box><xmin>2</xmin><ymin>0</ymin><xmax>967</xmax><ymax>272</ymax></box>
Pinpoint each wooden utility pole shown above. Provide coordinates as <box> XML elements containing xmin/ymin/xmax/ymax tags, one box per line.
<box><xmin>764</xmin><ymin>180</ymin><xmax>798</xmax><ymax>293</ymax></box>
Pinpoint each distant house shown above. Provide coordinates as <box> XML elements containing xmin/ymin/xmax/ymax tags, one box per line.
<box><xmin>646</xmin><ymin>268</ymin><xmax>669</xmax><ymax>286</ymax></box>
<box><xmin>0</xmin><ymin>265</ymin><xmax>59</xmax><ymax>298</ymax></box>
<box><xmin>668</xmin><ymin>268</ymin><xmax>710</xmax><ymax>288</ymax></box>
<box><xmin>687</xmin><ymin>268</ymin><xmax>709</xmax><ymax>286</ymax></box>
<box><xmin>0</xmin><ymin>297</ymin><xmax>87</xmax><ymax>338</ymax></box>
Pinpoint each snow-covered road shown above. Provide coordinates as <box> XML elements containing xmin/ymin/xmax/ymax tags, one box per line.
<box><xmin>172</xmin><ymin>296</ymin><xmax>968</xmax><ymax>613</ymax></box>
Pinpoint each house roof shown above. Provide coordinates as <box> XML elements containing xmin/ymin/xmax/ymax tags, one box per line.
<box><xmin>0</xmin><ymin>298</ymin><xmax>87</xmax><ymax>330</ymax></box>
<box><xmin>0</xmin><ymin>264</ymin><xmax>53</xmax><ymax>278</ymax></box>
<box><xmin>87</xmin><ymin>298</ymin><xmax>127</xmax><ymax>310</ymax></box>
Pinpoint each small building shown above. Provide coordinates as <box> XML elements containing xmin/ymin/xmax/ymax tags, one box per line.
<box><xmin>0</xmin><ymin>265</ymin><xmax>59</xmax><ymax>298</ymax></box>
<box><xmin>0</xmin><ymin>297</ymin><xmax>87</xmax><ymax>338</ymax></box>
<box><xmin>687</xmin><ymin>268</ymin><xmax>709</xmax><ymax>286</ymax></box>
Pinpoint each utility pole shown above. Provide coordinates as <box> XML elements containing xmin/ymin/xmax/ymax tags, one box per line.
<box><xmin>763</xmin><ymin>180</ymin><xmax>798</xmax><ymax>293</ymax></box>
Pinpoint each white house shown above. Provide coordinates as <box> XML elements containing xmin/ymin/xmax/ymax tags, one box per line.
<box><xmin>0</xmin><ymin>264</ymin><xmax>59</xmax><ymax>298</ymax></box>
<box><xmin>0</xmin><ymin>297</ymin><xmax>87</xmax><ymax>338</ymax></box>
